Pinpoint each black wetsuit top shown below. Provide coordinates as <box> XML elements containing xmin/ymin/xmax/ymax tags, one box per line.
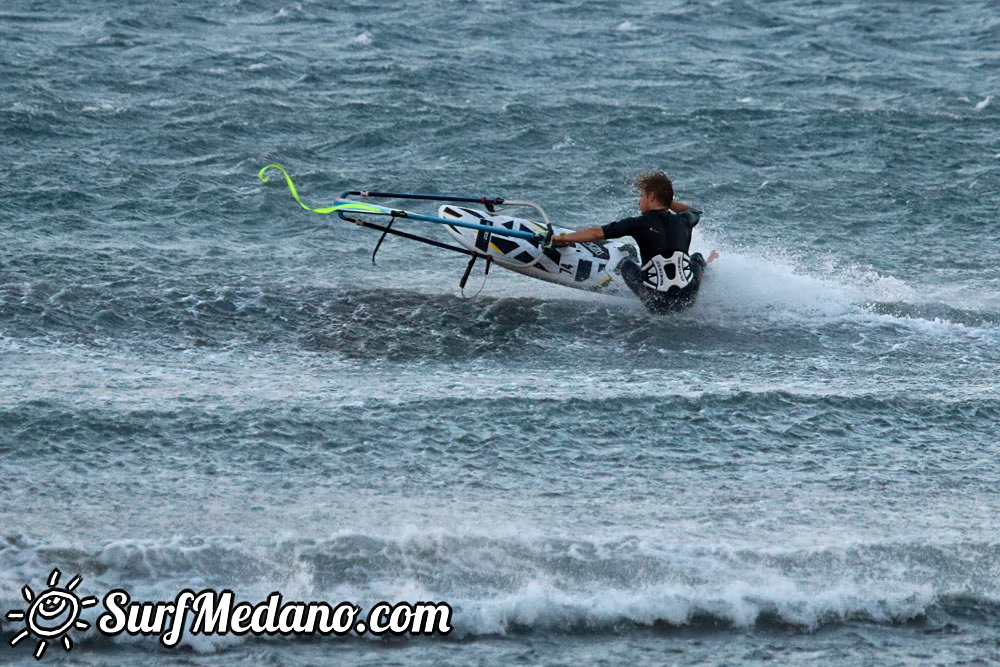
<box><xmin>600</xmin><ymin>208</ymin><xmax>701</xmax><ymax>264</ymax></box>
<box><xmin>601</xmin><ymin>208</ymin><xmax>705</xmax><ymax>313</ymax></box>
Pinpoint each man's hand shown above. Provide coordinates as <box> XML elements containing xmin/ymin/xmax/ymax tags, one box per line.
<box><xmin>535</xmin><ymin>226</ymin><xmax>554</xmax><ymax>249</ymax></box>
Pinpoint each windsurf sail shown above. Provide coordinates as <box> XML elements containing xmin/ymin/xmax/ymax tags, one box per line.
<box><xmin>258</xmin><ymin>164</ymin><xmax>555</xmax><ymax>293</ymax></box>
<box><xmin>259</xmin><ymin>164</ymin><xmax>550</xmax><ymax>243</ymax></box>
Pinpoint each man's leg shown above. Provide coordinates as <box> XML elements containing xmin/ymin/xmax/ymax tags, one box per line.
<box><xmin>619</xmin><ymin>255</ymin><xmax>706</xmax><ymax>313</ymax></box>
<box><xmin>618</xmin><ymin>259</ymin><xmax>656</xmax><ymax>307</ymax></box>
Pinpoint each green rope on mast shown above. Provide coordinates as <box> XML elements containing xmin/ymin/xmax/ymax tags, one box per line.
<box><xmin>258</xmin><ymin>164</ymin><xmax>384</xmax><ymax>214</ymax></box>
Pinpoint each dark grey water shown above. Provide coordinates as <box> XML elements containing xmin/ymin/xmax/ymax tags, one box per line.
<box><xmin>1</xmin><ymin>0</ymin><xmax>999</xmax><ymax>664</ymax></box>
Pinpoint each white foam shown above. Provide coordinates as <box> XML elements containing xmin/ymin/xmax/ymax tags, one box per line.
<box><xmin>693</xmin><ymin>244</ymin><xmax>859</xmax><ymax>322</ymax></box>
<box><xmin>414</xmin><ymin>555</ymin><xmax>940</xmax><ymax>636</ymax></box>
<box><xmin>689</xmin><ymin>230</ymin><xmax>999</xmax><ymax>337</ymax></box>
<box><xmin>351</xmin><ymin>32</ymin><xmax>374</xmax><ymax>46</ymax></box>
<box><xmin>276</xmin><ymin>4</ymin><xmax>302</xmax><ymax>19</ymax></box>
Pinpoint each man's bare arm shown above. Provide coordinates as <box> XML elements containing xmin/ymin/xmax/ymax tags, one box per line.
<box><xmin>552</xmin><ymin>227</ymin><xmax>605</xmax><ymax>247</ymax></box>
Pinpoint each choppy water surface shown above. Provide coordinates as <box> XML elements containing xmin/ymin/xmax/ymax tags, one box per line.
<box><xmin>1</xmin><ymin>0</ymin><xmax>998</xmax><ymax>664</ymax></box>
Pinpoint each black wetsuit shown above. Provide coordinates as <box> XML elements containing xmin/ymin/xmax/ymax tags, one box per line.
<box><xmin>601</xmin><ymin>208</ymin><xmax>706</xmax><ymax>314</ymax></box>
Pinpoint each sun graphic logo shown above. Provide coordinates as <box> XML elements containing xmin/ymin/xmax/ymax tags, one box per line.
<box><xmin>5</xmin><ymin>569</ymin><xmax>98</xmax><ymax>659</ymax></box>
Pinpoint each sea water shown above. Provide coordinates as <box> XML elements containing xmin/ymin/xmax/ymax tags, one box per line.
<box><xmin>1</xmin><ymin>0</ymin><xmax>998</xmax><ymax>664</ymax></box>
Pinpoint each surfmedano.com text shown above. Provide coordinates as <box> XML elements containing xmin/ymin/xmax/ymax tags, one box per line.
<box><xmin>98</xmin><ymin>589</ymin><xmax>453</xmax><ymax>647</ymax></box>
